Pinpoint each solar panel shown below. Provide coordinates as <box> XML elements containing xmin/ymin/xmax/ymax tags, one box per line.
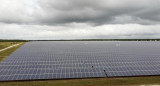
<box><xmin>0</xmin><ymin>41</ymin><xmax>160</xmax><ymax>81</ymax></box>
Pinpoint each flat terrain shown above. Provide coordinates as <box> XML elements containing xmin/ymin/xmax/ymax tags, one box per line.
<box><xmin>0</xmin><ymin>42</ymin><xmax>24</xmax><ymax>62</ymax></box>
<box><xmin>0</xmin><ymin>42</ymin><xmax>160</xmax><ymax>86</ymax></box>
<box><xmin>0</xmin><ymin>42</ymin><xmax>18</xmax><ymax>50</ymax></box>
<box><xmin>1</xmin><ymin>76</ymin><xmax>160</xmax><ymax>86</ymax></box>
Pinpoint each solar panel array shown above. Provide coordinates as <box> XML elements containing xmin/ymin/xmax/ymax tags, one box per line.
<box><xmin>0</xmin><ymin>41</ymin><xmax>160</xmax><ymax>81</ymax></box>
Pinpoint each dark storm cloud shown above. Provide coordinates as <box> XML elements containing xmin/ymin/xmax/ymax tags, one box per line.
<box><xmin>0</xmin><ymin>0</ymin><xmax>160</xmax><ymax>25</ymax></box>
<box><xmin>36</xmin><ymin>0</ymin><xmax>160</xmax><ymax>25</ymax></box>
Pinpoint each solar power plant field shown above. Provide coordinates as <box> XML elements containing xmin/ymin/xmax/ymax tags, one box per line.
<box><xmin>0</xmin><ymin>41</ymin><xmax>160</xmax><ymax>81</ymax></box>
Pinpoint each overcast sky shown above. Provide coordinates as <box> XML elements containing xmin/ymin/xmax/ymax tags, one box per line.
<box><xmin>0</xmin><ymin>0</ymin><xmax>160</xmax><ymax>40</ymax></box>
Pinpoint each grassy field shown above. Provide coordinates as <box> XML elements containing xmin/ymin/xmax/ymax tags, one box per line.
<box><xmin>0</xmin><ymin>42</ymin><xmax>25</xmax><ymax>62</ymax></box>
<box><xmin>0</xmin><ymin>42</ymin><xmax>160</xmax><ymax>86</ymax></box>
<box><xmin>1</xmin><ymin>76</ymin><xmax>160</xmax><ymax>86</ymax></box>
<box><xmin>0</xmin><ymin>42</ymin><xmax>19</xmax><ymax>50</ymax></box>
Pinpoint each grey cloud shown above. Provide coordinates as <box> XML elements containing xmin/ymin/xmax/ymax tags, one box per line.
<box><xmin>0</xmin><ymin>0</ymin><xmax>160</xmax><ymax>40</ymax></box>
<box><xmin>0</xmin><ymin>0</ymin><xmax>160</xmax><ymax>25</ymax></box>
<box><xmin>36</xmin><ymin>0</ymin><xmax>160</xmax><ymax>25</ymax></box>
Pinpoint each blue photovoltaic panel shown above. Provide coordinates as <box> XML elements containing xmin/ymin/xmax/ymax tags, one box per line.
<box><xmin>0</xmin><ymin>41</ymin><xmax>160</xmax><ymax>81</ymax></box>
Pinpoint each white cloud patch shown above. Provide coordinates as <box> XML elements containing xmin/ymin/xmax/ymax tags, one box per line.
<box><xmin>0</xmin><ymin>23</ymin><xmax>160</xmax><ymax>40</ymax></box>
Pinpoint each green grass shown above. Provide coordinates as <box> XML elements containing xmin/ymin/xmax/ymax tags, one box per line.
<box><xmin>1</xmin><ymin>77</ymin><xmax>160</xmax><ymax>86</ymax></box>
<box><xmin>0</xmin><ymin>42</ymin><xmax>160</xmax><ymax>86</ymax></box>
<box><xmin>0</xmin><ymin>42</ymin><xmax>19</xmax><ymax>50</ymax></box>
<box><xmin>0</xmin><ymin>42</ymin><xmax>25</xmax><ymax>62</ymax></box>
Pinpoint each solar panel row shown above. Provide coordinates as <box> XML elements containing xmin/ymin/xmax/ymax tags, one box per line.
<box><xmin>0</xmin><ymin>68</ymin><xmax>105</xmax><ymax>81</ymax></box>
<box><xmin>0</xmin><ymin>41</ymin><xmax>160</xmax><ymax>81</ymax></box>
